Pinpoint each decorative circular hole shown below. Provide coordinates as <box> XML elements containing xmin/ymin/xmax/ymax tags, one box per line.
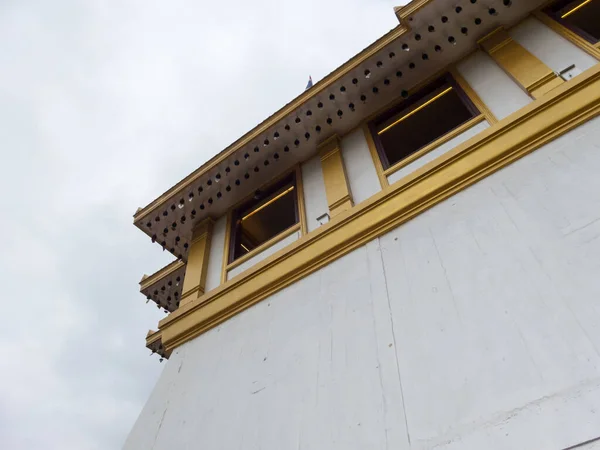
<box><xmin>389</xmin><ymin>52</ymin><xmax>395</xmax><ymax>58</ymax></box>
<box><xmin>295</xmin><ymin>117</ymin><xmax>301</xmax><ymax>123</ymax></box>
<box><xmin>402</xmin><ymin>43</ymin><xmax>410</xmax><ymax>51</ymax></box>
<box><xmin>317</xmin><ymin>102</ymin><xmax>323</xmax><ymax>108</ymax></box>
<box><xmin>340</xmin><ymin>86</ymin><xmax>346</xmax><ymax>92</ymax></box>
<box><xmin>415</xmin><ymin>33</ymin><xmax>422</xmax><ymax>41</ymax></box>
<box><xmin>448</xmin><ymin>35</ymin><xmax>456</xmax><ymax>44</ymax></box>
<box><xmin>396</xmin><ymin>70</ymin><xmax>403</xmax><ymax>78</ymax></box>
<box><xmin>352</xmin><ymin>78</ymin><xmax>358</xmax><ymax>84</ymax></box>
<box><xmin>329</xmin><ymin>94</ymin><xmax>335</xmax><ymax>100</ymax></box>
<box><xmin>384</xmin><ymin>78</ymin><xmax>390</xmax><ymax>85</ymax></box>
<box><xmin>461</xmin><ymin>27</ymin><xmax>468</xmax><ymax>35</ymax></box>
<box><xmin>441</xmin><ymin>15</ymin><xmax>449</xmax><ymax>23</ymax></box>
<box><xmin>474</xmin><ymin>17</ymin><xmax>482</xmax><ymax>25</ymax></box>
<box><xmin>284</xmin><ymin>145</ymin><xmax>290</xmax><ymax>152</ymax></box>
<box><xmin>376</xmin><ymin>61</ymin><xmax>383</xmax><ymax>67</ymax></box>
<box><xmin>372</xmin><ymin>86</ymin><xmax>379</xmax><ymax>93</ymax></box>
<box><xmin>489</xmin><ymin>7</ymin><xmax>497</xmax><ymax>15</ymax></box>
<box><xmin>422</xmin><ymin>53</ymin><xmax>429</xmax><ymax>60</ymax></box>
<box><xmin>435</xmin><ymin>44</ymin><xmax>442</xmax><ymax>52</ymax></box>
<box><xmin>326</xmin><ymin>118</ymin><xmax>333</xmax><ymax>125</ymax></box>
<box><xmin>234</xmin><ymin>160</ymin><xmax>240</xmax><ymax>166</ymax></box>
<box><xmin>428</xmin><ymin>25</ymin><xmax>435</xmax><ymax>32</ymax></box>
<box><xmin>409</xmin><ymin>62</ymin><xmax>416</xmax><ymax>69</ymax></box>
<box><xmin>455</xmin><ymin>6</ymin><xmax>462</xmax><ymax>13</ymax></box>
<box><xmin>360</xmin><ymin>94</ymin><xmax>367</xmax><ymax>102</ymax></box>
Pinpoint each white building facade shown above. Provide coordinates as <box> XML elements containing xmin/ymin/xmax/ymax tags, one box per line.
<box><xmin>127</xmin><ymin>1</ymin><xmax>600</xmax><ymax>448</ymax></box>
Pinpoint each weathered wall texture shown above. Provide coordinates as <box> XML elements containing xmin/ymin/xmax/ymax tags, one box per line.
<box><xmin>124</xmin><ymin>112</ymin><xmax>600</xmax><ymax>449</ymax></box>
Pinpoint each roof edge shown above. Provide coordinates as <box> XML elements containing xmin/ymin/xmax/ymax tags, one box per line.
<box><xmin>133</xmin><ymin>23</ymin><xmax>409</xmax><ymax>223</ymax></box>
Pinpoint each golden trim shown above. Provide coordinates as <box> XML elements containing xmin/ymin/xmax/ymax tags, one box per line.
<box><xmin>157</xmin><ymin>64</ymin><xmax>600</xmax><ymax>352</ymax></box>
<box><xmin>318</xmin><ymin>135</ymin><xmax>354</xmax><ymax>217</ymax></box>
<box><xmin>139</xmin><ymin>260</ymin><xmax>185</xmax><ymax>292</ymax></box>
<box><xmin>240</xmin><ymin>186</ymin><xmax>294</xmax><ymax>222</ymax></box>
<box><xmin>225</xmin><ymin>223</ymin><xmax>301</xmax><ymax>272</ymax></box>
<box><xmin>378</xmin><ymin>88</ymin><xmax>454</xmax><ymax>135</ymax></box>
<box><xmin>180</xmin><ymin>218</ymin><xmax>214</xmax><ymax>305</ymax></box>
<box><xmin>561</xmin><ymin>0</ymin><xmax>592</xmax><ymax>18</ymax></box>
<box><xmin>450</xmin><ymin>68</ymin><xmax>498</xmax><ymax>125</ymax></box>
<box><xmin>479</xmin><ymin>27</ymin><xmax>564</xmax><ymax>99</ymax></box>
<box><xmin>533</xmin><ymin>11</ymin><xmax>600</xmax><ymax>59</ymax></box>
<box><xmin>395</xmin><ymin>0</ymin><xmax>435</xmax><ymax>24</ymax></box>
<box><xmin>382</xmin><ymin>115</ymin><xmax>486</xmax><ymax>177</ymax></box>
<box><xmin>363</xmin><ymin>124</ymin><xmax>390</xmax><ymax>189</ymax></box>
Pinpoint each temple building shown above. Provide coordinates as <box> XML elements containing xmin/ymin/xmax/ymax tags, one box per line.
<box><xmin>125</xmin><ymin>0</ymin><xmax>600</xmax><ymax>448</ymax></box>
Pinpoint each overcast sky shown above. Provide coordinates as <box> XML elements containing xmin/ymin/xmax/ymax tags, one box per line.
<box><xmin>0</xmin><ymin>1</ymin><xmax>403</xmax><ymax>448</ymax></box>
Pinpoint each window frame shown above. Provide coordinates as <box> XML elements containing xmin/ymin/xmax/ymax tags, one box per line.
<box><xmin>227</xmin><ymin>170</ymin><xmax>301</xmax><ymax>265</ymax></box>
<box><xmin>368</xmin><ymin>74</ymin><xmax>481</xmax><ymax>172</ymax></box>
<box><xmin>544</xmin><ymin>0</ymin><xmax>600</xmax><ymax>45</ymax></box>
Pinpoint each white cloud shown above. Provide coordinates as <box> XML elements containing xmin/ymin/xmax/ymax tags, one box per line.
<box><xmin>0</xmin><ymin>0</ymin><xmax>403</xmax><ymax>448</ymax></box>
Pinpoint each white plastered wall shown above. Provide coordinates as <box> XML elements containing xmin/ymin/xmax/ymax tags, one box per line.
<box><xmin>301</xmin><ymin>155</ymin><xmax>329</xmax><ymax>233</ymax></box>
<box><xmin>509</xmin><ymin>16</ymin><xmax>598</xmax><ymax>76</ymax></box>
<box><xmin>204</xmin><ymin>214</ymin><xmax>226</xmax><ymax>293</ymax></box>
<box><xmin>125</xmin><ymin>115</ymin><xmax>600</xmax><ymax>450</ymax></box>
<box><xmin>456</xmin><ymin>50</ymin><xmax>533</xmax><ymax>120</ymax></box>
<box><xmin>340</xmin><ymin>127</ymin><xmax>382</xmax><ymax>205</ymax></box>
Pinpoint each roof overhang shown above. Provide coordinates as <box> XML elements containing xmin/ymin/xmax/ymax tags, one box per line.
<box><xmin>133</xmin><ymin>0</ymin><xmax>547</xmax><ymax>262</ymax></box>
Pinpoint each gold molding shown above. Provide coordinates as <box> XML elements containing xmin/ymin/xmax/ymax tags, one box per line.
<box><xmin>533</xmin><ymin>11</ymin><xmax>600</xmax><ymax>60</ymax></box>
<box><xmin>479</xmin><ymin>27</ymin><xmax>564</xmax><ymax>99</ymax></box>
<box><xmin>318</xmin><ymin>135</ymin><xmax>353</xmax><ymax>217</ymax></box>
<box><xmin>395</xmin><ymin>0</ymin><xmax>434</xmax><ymax>24</ymax></box>
<box><xmin>154</xmin><ymin>65</ymin><xmax>600</xmax><ymax>352</ymax></box>
<box><xmin>382</xmin><ymin>115</ymin><xmax>486</xmax><ymax>177</ymax></box>
<box><xmin>139</xmin><ymin>260</ymin><xmax>184</xmax><ymax>292</ymax></box>
<box><xmin>180</xmin><ymin>217</ymin><xmax>214</xmax><ymax>307</ymax></box>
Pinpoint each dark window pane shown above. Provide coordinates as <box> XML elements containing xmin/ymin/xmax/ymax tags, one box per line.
<box><xmin>231</xmin><ymin>176</ymin><xmax>298</xmax><ymax>261</ymax></box>
<box><xmin>373</xmin><ymin>81</ymin><xmax>476</xmax><ymax>168</ymax></box>
<box><xmin>547</xmin><ymin>0</ymin><xmax>600</xmax><ymax>42</ymax></box>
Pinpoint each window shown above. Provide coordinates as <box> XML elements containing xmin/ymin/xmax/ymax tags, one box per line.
<box><xmin>229</xmin><ymin>172</ymin><xmax>299</xmax><ymax>262</ymax></box>
<box><xmin>369</xmin><ymin>75</ymin><xmax>479</xmax><ymax>170</ymax></box>
<box><xmin>545</xmin><ymin>0</ymin><xmax>600</xmax><ymax>44</ymax></box>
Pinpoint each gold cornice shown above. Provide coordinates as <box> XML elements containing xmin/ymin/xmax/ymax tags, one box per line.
<box><xmin>394</xmin><ymin>0</ymin><xmax>435</xmax><ymax>24</ymax></box>
<box><xmin>156</xmin><ymin>65</ymin><xmax>600</xmax><ymax>352</ymax></box>
<box><xmin>132</xmin><ymin>25</ymin><xmax>409</xmax><ymax>223</ymax></box>
<box><xmin>139</xmin><ymin>260</ymin><xmax>185</xmax><ymax>291</ymax></box>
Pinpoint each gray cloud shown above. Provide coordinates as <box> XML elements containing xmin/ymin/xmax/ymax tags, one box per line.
<box><xmin>0</xmin><ymin>1</ymin><xmax>402</xmax><ymax>448</ymax></box>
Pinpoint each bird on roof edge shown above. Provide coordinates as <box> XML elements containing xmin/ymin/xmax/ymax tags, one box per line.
<box><xmin>305</xmin><ymin>75</ymin><xmax>313</xmax><ymax>90</ymax></box>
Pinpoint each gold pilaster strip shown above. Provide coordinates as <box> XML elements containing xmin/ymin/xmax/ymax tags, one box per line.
<box><xmin>479</xmin><ymin>27</ymin><xmax>564</xmax><ymax>99</ymax></box>
<box><xmin>318</xmin><ymin>135</ymin><xmax>353</xmax><ymax>217</ymax></box>
<box><xmin>180</xmin><ymin>217</ymin><xmax>214</xmax><ymax>307</ymax></box>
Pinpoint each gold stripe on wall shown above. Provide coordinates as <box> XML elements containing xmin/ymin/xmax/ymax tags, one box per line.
<box><xmin>479</xmin><ymin>27</ymin><xmax>564</xmax><ymax>99</ymax></box>
<box><xmin>318</xmin><ymin>135</ymin><xmax>353</xmax><ymax>217</ymax></box>
<box><xmin>179</xmin><ymin>217</ymin><xmax>214</xmax><ymax>308</ymax></box>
